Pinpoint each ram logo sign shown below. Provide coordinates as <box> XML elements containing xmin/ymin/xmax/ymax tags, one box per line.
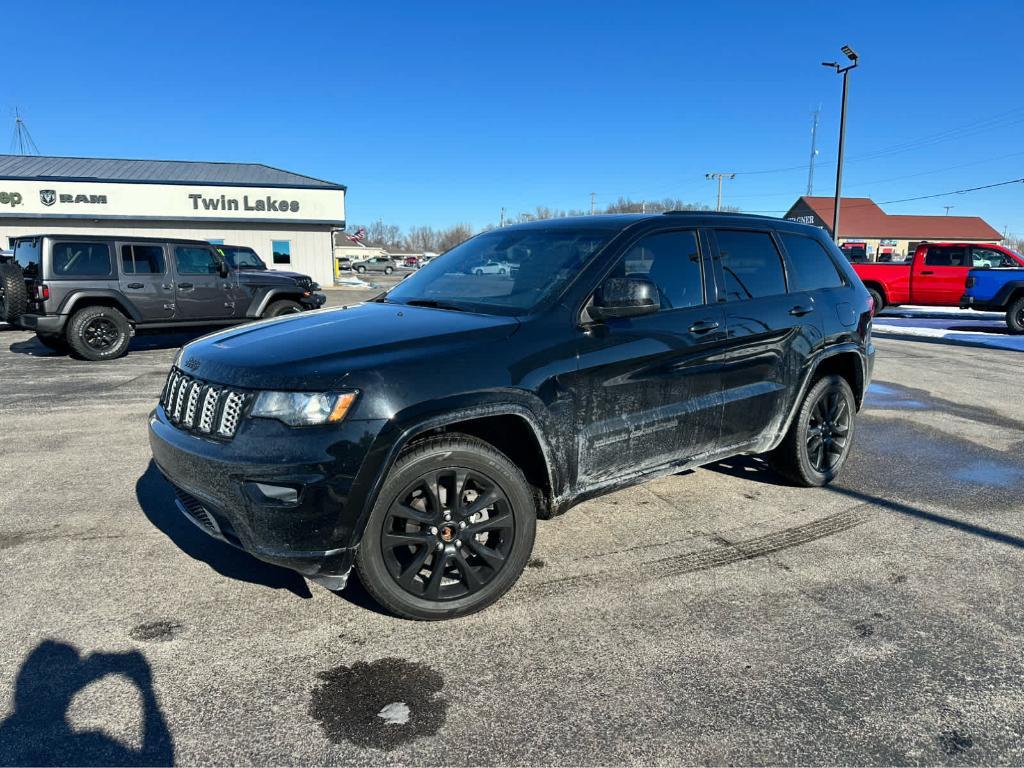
<box><xmin>39</xmin><ymin>189</ymin><xmax>56</xmax><ymax>206</ymax></box>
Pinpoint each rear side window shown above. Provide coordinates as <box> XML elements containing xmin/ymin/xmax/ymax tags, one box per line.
<box><xmin>971</xmin><ymin>247</ymin><xmax>1016</xmax><ymax>268</ymax></box>
<box><xmin>13</xmin><ymin>238</ymin><xmax>41</xmax><ymax>278</ymax></box>
<box><xmin>121</xmin><ymin>245</ymin><xmax>166</xmax><ymax>274</ymax></box>
<box><xmin>924</xmin><ymin>246</ymin><xmax>968</xmax><ymax>266</ymax></box>
<box><xmin>175</xmin><ymin>246</ymin><xmax>219</xmax><ymax>274</ymax></box>
<box><xmin>714</xmin><ymin>230</ymin><xmax>787</xmax><ymax>301</ymax></box>
<box><xmin>780</xmin><ymin>233</ymin><xmax>844</xmax><ymax>290</ymax></box>
<box><xmin>52</xmin><ymin>242</ymin><xmax>112</xmax><ymax>277</ymax></box>
<box><xmin>616</xmin><ymin>230</ymin><xmax>704</xmax><ymax>310</ymax></box>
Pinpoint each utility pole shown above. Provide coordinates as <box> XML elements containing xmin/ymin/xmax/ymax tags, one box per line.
<box><xmin>705</xmin><ymin>172</ymin><xmax>735</xmax><ymax>211</ymax></box>
<box><xmin>641</xmin><ymin>200</ymin><xmax>646</xmax><ymax>214</ymax></box>
<box><xmin>943</xmin><ymin>205</ymin><xmax>954</xmax><ymax>216</ymax></box>
<box><xmin>822</xmin><ymin>45</ymin><xmax>859</xmax><ymax>243</ymax></box>
<box><xmin>499</xmin><ymin>207</ymin><xmax>505</xmax><ymax>227</ymax></box>
<box><xmin>807</xmin><ymin>105</ymin><xmax>821</xmax><ymax>196</ymax></box>
<box><xmin>590</xmin><ymin>192</ymin><xmax>596</xmax><ymax>215</ymax></box>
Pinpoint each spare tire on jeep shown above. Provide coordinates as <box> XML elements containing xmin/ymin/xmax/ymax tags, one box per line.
<box><xmin>0</xmin><ymin>263</ymin><xmax>27</xmax><ymax>324</ymax></box>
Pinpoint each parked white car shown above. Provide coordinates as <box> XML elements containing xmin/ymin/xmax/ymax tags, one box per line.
<box><xmin>472</xmin><ymin>260</ymin><xmax>515</xmax><ymax>275</ymax></box>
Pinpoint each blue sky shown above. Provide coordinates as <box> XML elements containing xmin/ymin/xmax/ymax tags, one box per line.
<box><xmin>6</xmin><ymin>0</ymin><xmax>1024</xmax><ymax>235</ymax></box>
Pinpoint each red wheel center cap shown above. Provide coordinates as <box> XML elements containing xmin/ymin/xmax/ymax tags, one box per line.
<box><xmin>440</xmin><ymin>525</ymin><xmax>456</xmax><ymax>543</ymax></box>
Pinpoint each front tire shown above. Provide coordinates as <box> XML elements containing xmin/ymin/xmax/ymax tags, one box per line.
<box><xmin>356</xmin><ymin>434</ymin><xmax>537</xmax><ymax>620</ymax></box>
<box><xmin>384</xmin><ymin>266</ymin><xmax>393</xmax><ymax>275</ymax></box>
<box><xmin>67</xmin><ymin>306</ymin><xmax>131</xmax><ymax>361</ymax></box>
<box><xmin>1006</xmin><ymin>296</ymin><xmax>1024</xmax><ymax>334</ymax></box>
<box><xmin>767</xmin><ymin>375</ymin><xmax>857</xmax><ymax>487</ymax></box>
<box><xmin>356</xmin><ymin>265</ymin><xmax>366</xmax><ymax>273</ymax></box>
<box><xmin>264</xmin><ymin>299</ymin><xmax>303</xmax><ymax>317</ymax></box>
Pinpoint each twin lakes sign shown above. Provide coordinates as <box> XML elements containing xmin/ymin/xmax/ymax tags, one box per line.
<box><xmin>0</xmin><ymin>180</ymin><xmax>345</xmax><ymax>225</ymax></box>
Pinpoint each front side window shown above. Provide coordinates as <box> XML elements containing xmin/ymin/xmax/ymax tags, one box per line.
<box><xmin>714</xmin><ymin>230</ymin><xmax>787</xmax><ymax>301</ymax></box>
<box><xmin>52</xmin><ymin>242</ymin><xmax>112</xmax><ymax>277</ymax></box>
<box><xmin>780</xmin><ymin>233</ymin><xmax>844</xmax><ymax>290</ymax></box>
<box><xmin>612</xmin><ymin>230</ymin><xmax>704</xmax><ymax>310</ymax></box>
<box><xmin>971</xmin><ymin>247</ymin><xmax>1016</xmax><ymax>268</ymax></box>
<box><xmin>174</xmin><ymin>246</ymin><xmax>220</xmax><ymax>274</ymax></box>
<box><xmin>924</xmin><ymin>246</ymin><xmax>968</xmax><ymax>266</ymax></box>
<box><xmin>120</xmin><ymin>245</ymin><xmax>165</xmax><ymax>274</ymax></box>
<box><xmin>387</xmin><ymin>226</ymin><xmax>614</xmax><ymax>316</ymax></box>
<box><xmin>12</xmin><ymin>238</ymin><xmax>41</xmax><ymax>278</ymax></box>
<box><xmin>272</xmin><ymin>240</ymin><xmax>291</xmax><ymax>265</ymax></box>
<box><xmin>219</xmin><ymin>246</ymin><xmax>265</xmax><ymax>269</ymax></box>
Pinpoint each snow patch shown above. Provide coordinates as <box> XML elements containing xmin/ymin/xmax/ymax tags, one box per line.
<box><xmin>377</xmin><ymin>702</ymin><xmax>411</xmax><ymax>725</ymax></box>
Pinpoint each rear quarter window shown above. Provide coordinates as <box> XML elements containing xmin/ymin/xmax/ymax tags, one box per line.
<box><xmin>52</xmin><ymin>242</ymin><xmax>113</xmax><ymax>277</ymax></box>
<box><xmin>780</xmin><ymin>233</ymin><xmax>845</xmax><ymax>291</ymax></box>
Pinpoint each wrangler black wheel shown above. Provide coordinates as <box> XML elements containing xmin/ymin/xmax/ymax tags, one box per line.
<box><xmin>1007</xmin><ymin>296</ymin><xmax>1024</xmax><ymax>335</ymax></box>
<box><xmin>356</xmin><ymin>435</ymin><xmax>536</xmax><ymax>620</ymax></box>
<box><xmin>767</xmin><ymin>374</ymin><xmax>857</xmax><ymax>487</ymax></box>
<box><xmin>67</xmin><ymin>306</ymin><xmax>131</xmax><ymax>361</ymax></box>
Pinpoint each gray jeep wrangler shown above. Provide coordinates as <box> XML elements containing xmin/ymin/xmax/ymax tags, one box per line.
<box><xmin>9</xmin><ymin>234</ymin><xmax>326</xmax><ymax>360</ymax></box>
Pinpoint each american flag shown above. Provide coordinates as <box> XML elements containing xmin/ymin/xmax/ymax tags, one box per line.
<box><xmin>345</xmin><ymin>227</ymin><xmax>367</xmax><ymax>244</ymax></box>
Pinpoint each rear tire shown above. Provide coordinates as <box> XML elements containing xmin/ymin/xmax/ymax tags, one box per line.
<box><xmin>767</xmin><ymin>375</ymin><xmax>857</xmax><ymax>487</ymax></box>
<box><xmin>384</xmin><ymin>266</ymin><xmax>393</xmax><ymax>275</ymax></box>
<box><xmin>1006</xmin><ymin>296</ymin><xmax>1024</xmax><ymax>335</ymax></box>
<box><xmin>264</xmin><ymin>299</ymin><xmax>303</xmax><ymax>318</ymax></box>
<box><xmin>355</xmin><ymin>434</ymin><xmax>537</xmax><ymax>620</ymax></box>
<box><xmin>0</xmin><ymin>263</ymin><xmax>27</xmax><ymax>323</ymax></box>
<box><xmin>67</xmin><ymin>306</ymin><xmax>131</xmax><ymax>361</ymax></box>
<box><xmin>866</xmin><ymin>286</ymin><xmax>884</xmax><ymax>315</ymax></box>
<box><xmin>35</xmin><ymin>333</ymin><xmax>70</xmax><ymax>353</ymax></box>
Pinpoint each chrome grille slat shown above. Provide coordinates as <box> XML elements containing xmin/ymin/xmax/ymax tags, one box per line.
<box><xmin>159</xmin><ymin>368</ymin><xmax>247</xmax><ymax>439</ymax></box>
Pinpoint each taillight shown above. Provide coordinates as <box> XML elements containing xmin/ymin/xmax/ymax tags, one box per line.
<box><xmin>867</xmin><ymin>295</ymin><xmax>875</xmax><ymax>315</ymax></box>
<box><xmin>32</xmin><ymin>284</ymin><xmax>50</xmax><ymax>301</ymax></box>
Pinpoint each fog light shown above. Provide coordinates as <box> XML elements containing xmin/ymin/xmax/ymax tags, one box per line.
<box><xmin>253</xmin><ymin>483</ymin><xmax>299</xmax><ymax>504</ymax></box>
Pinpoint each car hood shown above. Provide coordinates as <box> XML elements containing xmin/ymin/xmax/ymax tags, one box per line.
<box><xmin>235</xmin><ymin>269</ymin><xmax>309</xmax><ymax>284</ymax></box>
<box><xmin>178</xmin><ymin>301</ymin><xmax>520</xmax><ymax>390</ymax></box>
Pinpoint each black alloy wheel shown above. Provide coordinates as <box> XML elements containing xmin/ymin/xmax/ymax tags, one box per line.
<box><xmin>805</xmin><ymin>386</ymin><xmax>852</xmax><ymax>474</ymax></box>
<box><xmin>355</xmin><ymin>435</ymin><xmax>537</xmax><ymax>620</ymax></box>
<box><xmin>1007</xmin><ymin>296</ymin><xmax>1024</xmax><ymax>335</ymax></box>
<box><xmin>766</xmin><ymin>374</ymin><xmax>857</xmax><ymax>487</ymax></box>
<box><xmin>82</xmin><ymin>317</ymin><xmax>119</xmax><ymax>351</ymax></box>
<box><xmin>382</xmin><ymin>468</ymin><xmax>515</xmax><ymax>602</ymax></box>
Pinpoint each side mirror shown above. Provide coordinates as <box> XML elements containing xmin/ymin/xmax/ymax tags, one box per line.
<box><xmin>588</xmin><ymin>276</ymin><xmax>659</xmax><ymax>321</ymax></box>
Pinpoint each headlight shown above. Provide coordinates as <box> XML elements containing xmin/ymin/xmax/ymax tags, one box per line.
<box><xmin>251</xmin><ymin>391</ymin><xmax>357</xmax><ymax>426</ymax></box>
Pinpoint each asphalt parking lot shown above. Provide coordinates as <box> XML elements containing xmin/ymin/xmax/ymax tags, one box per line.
<box><xmin>2</xmin><ymin>292</ymin><xmax>1024</xmax><ymax>765</ymax></box>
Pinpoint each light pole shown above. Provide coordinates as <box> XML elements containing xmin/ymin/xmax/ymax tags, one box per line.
<box><xmin>822</xmin><ymin>45</ymin><xmax>859</xmax><ymax>243</ymax></box>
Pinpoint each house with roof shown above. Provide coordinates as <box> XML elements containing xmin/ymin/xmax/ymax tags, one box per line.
<box><xmin>784</xmin><ymin>196</ymin><xmax>1002</xmax><ymax>261</ymax></box>
<box><xmin>0</xmin><ymin>154</ymin><xmax>346</xmax><ymax>285</ymax></box>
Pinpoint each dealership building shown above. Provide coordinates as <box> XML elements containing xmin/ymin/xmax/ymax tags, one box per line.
<box><xmin>785</xmin><ymin>196</ymin><xmax>1001</xmax><ymax>260</ymax></box>
<box><xmin>0</xmin><ymin>154</ymin><xmax>346</xmax><ymax>285</ymax></box>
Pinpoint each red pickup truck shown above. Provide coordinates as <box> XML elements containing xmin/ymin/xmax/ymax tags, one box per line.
<box><xmin>852</xmin><ymin>242</ymin><xmax>1024</xmax><ymax>313</ymax></box>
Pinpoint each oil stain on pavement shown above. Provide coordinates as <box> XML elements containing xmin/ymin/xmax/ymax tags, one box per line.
<box><xmin>309</xmin><ymin>658</ymin><xmax>447</xmax><ymax>751</ymax></box>
<box><xmin>129</xmin><ymin>620</ymin><xmax>184</xmax><ymax>642</ymax></box>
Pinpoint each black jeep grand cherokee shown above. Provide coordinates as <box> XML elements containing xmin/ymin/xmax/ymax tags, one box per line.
<box><xmin>149</xmin><ymin>212</ymin><xmax>874</xmax><ymax>620</ymax></box>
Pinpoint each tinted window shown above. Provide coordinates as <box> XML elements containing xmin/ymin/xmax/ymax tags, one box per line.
<box><xmin>13</xmin><ymin>238</ymin><xmax>41</xmax><ymax>278</ymax></box>
<box><xmin>924</xmin><ymin>246</ymin><xmax>968</xmax><ymax>266</ymax></box>
<box><xmin>971</xmin><ymin>247</ymin><xmax>1016</xmax><ymax>268</ymax></box>
<box><xmin>174</xmin><ymin>246</ymin><xmax>219</xmax><ymax>274</ymax></box>
<box><xmin>120</xmin><ymin>245</ymin><xmax>165</xmax><ymax>274</ymax></box>
<box><xmin>219</xmin><ymin>246</ymin><xmax>264</xmax><ymax>269</ymax></box>
<box><xmin>52</xmin><ymin>242</ymin><xmax>112</xmax><ymax>277</ymax></box>
<box><xmin>272</xmin><ymin>240</ymin><xmax>291</xmax><ymax>265</ymax></box>
<box><xmin>614</xmin><ymin>230</ymin><xmax>703</xmax><ymax>310</ymax></box>
<box><xmin>780</xmin><ymin>233</ymin><xmax>844</xmax><ymax>290</ymax></box>
<box><xmin>714</xmin><ymin>230</ymin><xmax>787</xmax><ymax>301</ymax></box>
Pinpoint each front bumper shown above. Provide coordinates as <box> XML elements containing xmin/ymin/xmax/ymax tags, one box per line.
<box><xmin>148</xmin><ymin>405</ymin><xmax>387</xmax><ymax>582</ymax></box>
<box><xmin>301</xmin><ymin>291</ymin><xmax>327</xmax><ymax>310</ymax></box>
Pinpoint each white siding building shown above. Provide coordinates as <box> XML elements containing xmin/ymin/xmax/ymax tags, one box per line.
<box><xmin>0</xmin><ymin>155</ymin><xmax>345</xmax><ymax>286</ymax></box>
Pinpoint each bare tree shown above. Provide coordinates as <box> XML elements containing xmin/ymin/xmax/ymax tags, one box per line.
<box><xmin>405</xmin><ymin>225</ymin><xmax>440</xmax><ymax>253</ymax></box>
<box><xmin>437</xmin><ymin>223</ymin><xmax>474</xmax><ymax>252</ymax></box>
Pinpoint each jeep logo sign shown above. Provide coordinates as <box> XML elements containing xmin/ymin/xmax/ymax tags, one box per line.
<box><xmin>0</xmin><ymin>191</ymin><xmax>23</xmax><ymax>207</ymax></box>
<box><xmin>39</xmin><ymin>189</ymin><xmax>56</xmax><ymax>206</ymax></box>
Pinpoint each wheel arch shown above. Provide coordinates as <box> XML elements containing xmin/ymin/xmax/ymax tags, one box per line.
<box><xmin>248</xmin><ymin>288</ymin><xmax>305</xmax><ymax>318</ymax></box>
<box><xmin>60</xmin><ymin>291</ymin><xmax>141</xmax><ymax>323</ymax></box>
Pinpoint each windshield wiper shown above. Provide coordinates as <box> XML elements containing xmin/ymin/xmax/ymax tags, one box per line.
<box><xmin>401</xmin><ymin>299</ymin><xmax>468</xmax><ymax>312</ymax></box>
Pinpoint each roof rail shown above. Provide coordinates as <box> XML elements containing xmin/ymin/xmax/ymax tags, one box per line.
<box><xmin>662</xmin><ymin>210</ymin><xmax>780</xmax><ymax>220</ymax></box>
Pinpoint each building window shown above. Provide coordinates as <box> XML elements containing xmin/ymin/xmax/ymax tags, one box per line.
<box><xmin>272</xmin><ymin>240</ymin><xmax>291</xmax><ymax>265</ymax></box>
<box><xmin>207</xmin><ymin>239</ymin><xmax>224</xmax><ymax>245</ymax></box>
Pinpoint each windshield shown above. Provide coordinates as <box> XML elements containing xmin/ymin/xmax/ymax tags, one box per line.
<box><xmin>219</xmin><ymin>246</ymin><xmax>266</xmax><ymax>269</ymax></box>
<box><xmin>386</xmin><ymin>227</ymin><xmax>613</xmax><ymax>315</ymax></box>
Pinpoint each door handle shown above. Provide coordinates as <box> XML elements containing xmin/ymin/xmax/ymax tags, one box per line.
<box><xmin>920</xmin><ymin>270</ymin><xmax>934</xmax><ymax>275</ymax></box>
<box><xmin>126</xmin><ymin>282</ymin><xmax>144</xmax><ymax>289</ymax></box>
<box><xmin>688</xmin><ymin>320</ymin><xmax>721</xmax><ymax>334</ymax></box>
<box><xmin>161</xmin><ymin>283</ymin><xmax>173</xmax><ymax>290</ymax></box>
<box><xmin>178</xmin><ymin>282</ymin><xmax>194</xmax><ymax>290</ymax></box>
<box><xmin>789</xmin><ymin>305</ymin><xmax>814</xmax><ymax>316</ymax></box>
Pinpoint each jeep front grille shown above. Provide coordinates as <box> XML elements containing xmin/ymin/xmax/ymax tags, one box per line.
<box><xmin>160</xmin><ymin>369</ymin><xmax>252</xmax><ymax>439</ymax></box>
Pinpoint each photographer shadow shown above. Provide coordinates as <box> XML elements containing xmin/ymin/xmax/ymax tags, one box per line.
<box><xmin>0</xmin><ymin>640</ymin><xmax>174</xmax><ymax>766</ymax></box>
